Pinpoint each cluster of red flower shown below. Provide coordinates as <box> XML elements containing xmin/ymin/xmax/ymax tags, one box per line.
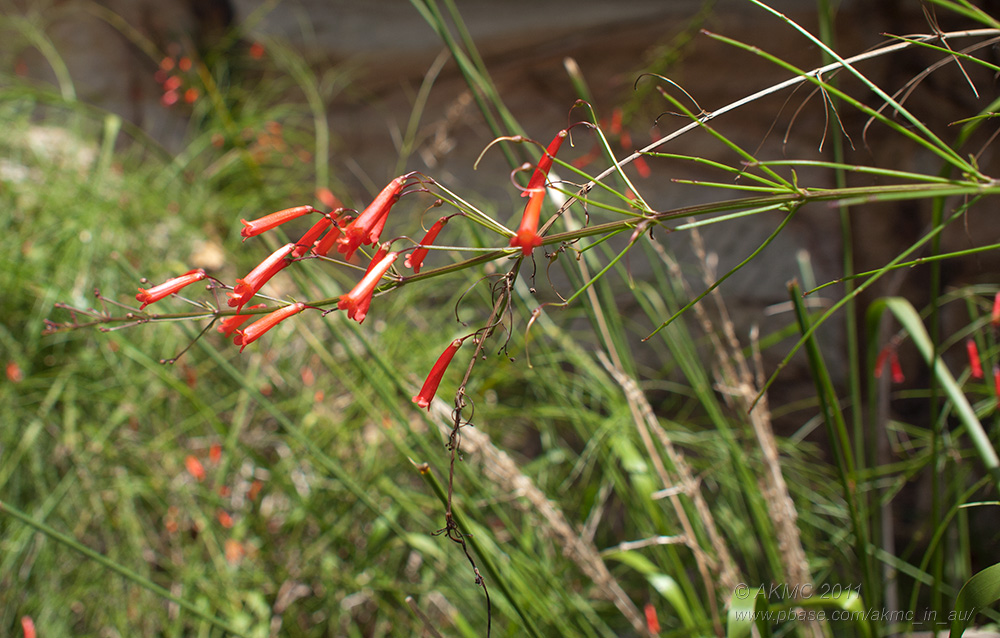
<box><xmin>154</xmin><ymin>46</ymin><xmax>200</xmax><ymax>108</ymax></box>
<box><xmin>133</xmin><ymin>130</ymin><xmax>568</xmax><ymax>409</ymax></box>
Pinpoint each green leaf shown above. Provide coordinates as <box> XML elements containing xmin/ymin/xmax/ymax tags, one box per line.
<box><xmin>950</xmin><ymin>563</ymin><xmax>1000</xmax><ymax>638</ymax></box>
<box><xmin>726</xmin><ymin>586</ymin><xmax>770</xmax><ymax>638</ymax></box>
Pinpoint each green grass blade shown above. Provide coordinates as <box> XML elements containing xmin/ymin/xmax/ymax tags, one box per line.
<box><xmin>949</xmin><ymin>562</ymin><xmax>1000</xmax><ymax>638</ymax></box>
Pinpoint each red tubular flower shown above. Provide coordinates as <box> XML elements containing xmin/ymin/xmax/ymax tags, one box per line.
<box><xmin>889</xmin><ymin>351</ymin><xmax>906</xmax><ymax>383</ymax></box>
<box><xmin>233</xmin><ymin>302</ymin><xmax>307</xmax><ymax>352</ymax></box>
<box><xmin>412</xmin><ymin>338</ymin><xmax>463</xmax><ymax>410</ymax></box>
<box><xmin>994</xmin><ymin>365</ymin><xmax>1000</xmax><ymax>409</ymax></box>
<box><xmin>291</xmin><ymin>216</ymin><xmax>333</xmax><ymax>258</ymax></box>
<box><xmin>227</xmin><ymin>243</ymin><xmax>295</xmax><ymax>311</ymax></box>
<box><xmin>644</xmin><ymin>603</ymin><xmax>661</xmax><ymax>636</ymax></box>
<box><xmin>312</xmin><ymin>225</ymin><xmax>342</xmax><ymax>257</ymax></box>
<box><xmin>509</xmin><ymin>189</ymin><xmax>545</xmax><ymax>255</ymax></box>
<box><xmin>874</xmin><ymin>348</ymin><xmax>888</xmax><ymax>378</ymax></box>
<box><xmin>364</xmin><ymin>242</ymin><xmax>391</xmax><ymax>276</ymax></box>
<box><xmin>874</xmin><ymin>345</ymin><xmax>904</xmax><ymax>383</ymax></box>
<box><xmin>992</xmin><ymin>291</ymin><xmax>1000</xmax><ymax>329</ymax></box>
<box><xmin>338</xmin><ymin>176</ymin><xmax>408</xmax><ymax>260</ymax></box>
<box><xmin>240</xmin><ymin>205</ymin><xmax>318</xmax><ymax>240</ymax></box>
<box><xmin>405</xmin><ymin>216</ymin><xmax>448</xmax><ymax>273</ymax></box>
<box><xmin>609</xmin><ymin>106</ymin><xmax>623</xmax><ymax>135</ymax></box>
<box><xmin>316</xmin><ymin>187</ymin><xmax>341</xmax><ymax>210</ymax></box>
<box><xmin>522</xmin><ymin>129</ymin><xmax>567</xmax><ymax>197</ymax></box>
<box><xmin>967</xmin><ymin>338</ymin><xmax>984</xmax><ymax>379</ymax></box>
<box><xmin>634</xmin><ymin>155</ymin><xmax>651</xmax><ymax>178</ymax></box>
<box><xmin>185</xmin><ymin>455</ymin><xmax>206</xmax><ymax>481</ymax></box>
<box><xmin>890</xmin><ymin>351</ymin><xmax>904</xmax><ymax>384</ymax></box>
<box><xmin>217</xmin><ymin>303</ymin><xmax>267</xmax><ymax>336</ymax></box>
<box><xmin>136</xmin><ymin>268</ymin><xmax>207</xmax><ymax>310</ymax></box>
<box><xmin>337</xmin><ymin>251</ymin><xmax>398</xmax><ymax>323</ymax></box>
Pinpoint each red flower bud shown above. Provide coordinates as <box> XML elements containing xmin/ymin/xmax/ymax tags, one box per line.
<box><xmin>312</xmin><ymin>226</ymin><xmax>342</xmax><ymax>257</ymax></box>
<box><xmin>136</xmin><ymin>268</ymin><xmax>207</xmax><ymax>310</ymax></box>
<box><xmin>338</xmin><ymin>176</ymin><xmax>408</xmax><ymax>260</ymax></box>
<box><xmin>217</xmin><ymin>303</ymin><xmax>267</xmax><ymax>336</ymax></box>
<box><xmin>240</xmin><ymin>205</ymin><xmax>318</xmax><ymax>240</ymax></box>
<box><xmin>412</xmin><ymin>338</ymin><xmax>463</xmax><ymax>410</ymax></box>
<box><xmin>644</xmin><ymin>603</ymin><xmax>660</xmax><ymax>635</ymax></box>
<box><xmin>405</xmin><ymin>216</ymin><xmax>448</xmax><ymax>273</ymax></box>
<box><xmin>233</xmin><ymin>302</ymin><xmax>307</xmax><ymax>352</ymax></box>
<box><xmin>364</xmin><ymin>243</ymin><xmax>391</xmax><ymax>276</ymax></box>
<box><xmin>227</xmin><ymin>243</ymin><xmax>295</xmax><ymax>311</ymax></box>
<box><xmin>967</xmin><ymin>338</ymin><xmax>984</xmax><ymax>379</ymax></box>
<box><xmin>522</xmin><ymin>129</ymin><xmax>567</xmax><ymax>197</ymax></box>
<box><xmin>185</xmin><ymin>455</ymin><xmax>206</xmax><ymax>481</ymax></box>
<box><xmin>291</xmin><ymin>216</ymin><xmax>333</xmax><ymax>258</ymax></box>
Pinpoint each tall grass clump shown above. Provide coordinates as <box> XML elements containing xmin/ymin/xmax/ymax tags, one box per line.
<box><xmin>3</xmin><ymin>0</ymin><xmax>1000</xmax><ymax>636</ymax></box>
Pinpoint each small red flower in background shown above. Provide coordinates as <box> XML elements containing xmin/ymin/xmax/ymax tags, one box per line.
<box><xmin>992</xmin><ymin>292</ymin><xmax>1000</xmax><ymax>329</ymax></box>
<box><xmin>227</xmin><ymin>243</ymin><xmax>295</xmax><ymax>311</ymax></box>
<box><xmin>185</xmin><ymin>455</ymin><xmax>206</xmax><ymax>481</ymax></box>
<box><xmin>225</xmin><ymin>539</ymin><xmax>245</xmax><ymax>564</ymax></box>
<box><xmin>21</xmin><ymin>616</ymin><xmax>35</xmax><ymax>638</ymax></box>
<box><xmin>316</xmin><ymin>187</ymin><xmax>342</xmax><ymax>210</ymax></box>
<box><xmin>161</xmin><ymin>91</ymin><xmax>179</xmax><ymax>107</ymax></box>
<box><xmin>874</xmin><ymin>345</ymin><xmax>904</xmax><ymax>383</ymax></box>
<box><xmin>217</xmin><ymin>509</ymin><xmax>234</xmax><ymax>528</ymax></box>
<box><xmin>6</xmin><ymin>361</ymin><xmax>23</xmax><ymax>383</ymax></box>
<box><xmin>164</xmin><ymin>506</ymin><xmax>180</xmax><ymax>534</ymax></box>
<box><xmin>178</xmin><ymin>57</ymin><xmax>192</xmax><ymax>72</ymax></box>
<box><xmin>994</xmin><ymin>365</ymin><xmax>1000</xmax><ymax>409</ymax></box>
<box><xmin>644</xmin><ymin>602</ymin><xmax>660</xmax><ymax>635</ymax></box>
<box><xmin>136</xmin><ymin>268</ymin><xmax>207</xmax><ymax>310</ymax></box>
<box><xmin>338</xmin><ymin>251</ymin><xmax>399</xmax><ymax>323</ymax></box>
<box><xmin>163</xmin><ymin>75</ymin><xmax>182</xmax><ymax>92</ymax></box>
<box><xmin>217</xmin><ymin>303</ymin><xmax>267</xmax><ymax>337</ymax></box>
<box><xmin>240</xmin><ymin>205</ymin><xmax>319</xmax><ymax>240</ymax></box>
<box><xmin>413</xmin><ymin>338</ymin><xmax>464</xmax><ymax>410</ymax></box>
<box><xmin>249</xmin><ymin>479</ymin><xmax>263</xmax><ymax>501</ymax></box>
<box><xmin>405</xmin><ymin>216</ymin><xmax>448</xmax><ymax>273</ymax></box>
<box><xmin>209</xmin><ymin>443</ymin><xmax>222</xmax><ymax>464</ymax></box>
<box><xmin>184</xmin><ymin>88</ymin><xmax>199</xmax><ymax>103</ymax></box>
<box><xmin>233</xmin><ymin>302</ymin><xmax>308</xmax><ymax>352</ymax></box>
<box><xmin>249</xmin><ymin>42</ymin><xmax>265</xmax><ymax>60</ymax></box>
<box><xmin>966</xmin><ymin>338</ymin><xmax>984</xmax><ymax>379</ymax></box>
<box><xmin>633</xmin><ymin>154</ymin><xmax>652</xmax><ymax>178</ymax></box>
